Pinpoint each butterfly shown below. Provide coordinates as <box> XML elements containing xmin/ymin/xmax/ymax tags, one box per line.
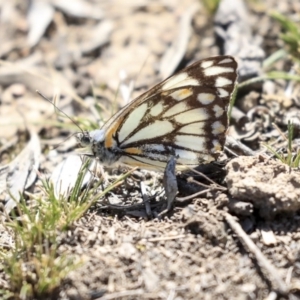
<box><xmin>75</xmin><ymin>56</ymin><xmax>238</xmax><ymax>171</ymax></box>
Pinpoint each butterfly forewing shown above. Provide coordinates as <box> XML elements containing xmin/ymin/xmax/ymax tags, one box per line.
<box><xmin>83</xmin><ymin>56</ymin><xmax>238</xmax><ymax>170</ymax></box>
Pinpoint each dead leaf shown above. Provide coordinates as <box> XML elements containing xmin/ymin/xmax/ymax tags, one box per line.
<box><xmin>50</xmin><ymin>155</ymin><xmax>94</xmax><ymax>198</ymax></box>
<box><xmin>51</xmin><ymin>0</ymin><xmax>104</xmax><ymax>19</ymax></box>
<box><xmin>3</xmin><ymin>129</ymin><xmax>41</xmax><ymax>214</ymax></box>
<box><xmin>27</xmin><ymin>0</ymin><xmax>54</xmax><ymax>47</ymax></box>
<box><xmin>159</xmin><ymin>3</ymin><xmax>199</xmax><ymax>78</ymax></box>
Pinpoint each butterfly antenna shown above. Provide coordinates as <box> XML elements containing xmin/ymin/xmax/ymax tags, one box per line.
<box><xmin>36</xmin><ymin>90</ymin><xmax>84</xmax><ymax>133</ymax></box>
<box><xmin>51</xmin><ymin>132</ymin><xmax>80</xmax><ymax>151</ymax></box>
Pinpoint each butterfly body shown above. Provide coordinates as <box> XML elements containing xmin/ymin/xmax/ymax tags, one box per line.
<box><xmin>76</xmin><ymin>56</ymin><xmax>238</xmax><ymax>171</ymax></box>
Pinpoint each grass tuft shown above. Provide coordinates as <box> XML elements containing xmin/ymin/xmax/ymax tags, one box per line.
<box><xmin>0</xmin><ymin>158</ymin><xmax>135</xmax><ymax>299</ymax></box>
<box><xmin>264</xmin><ymin>121</ymin><xmax>300</xmax><ymax>168</ymax></box>
<box><xmin>270</xmin><ymin>11</ymin><xmax>300</xmax><ymax>62</ymax></box>
<box><xmin>200</xmin><ymin>0</ymin><xmax>220</xmax><ymax>14</ymax></box>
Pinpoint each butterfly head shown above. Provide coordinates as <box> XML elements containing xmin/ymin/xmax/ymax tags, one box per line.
<box><xmin>75</xmin><ymin>129</ymin><xmax>121</xmax><ymax>165</ymax></box>
<box><xmin>75</xmin><ymin>130</ymin><xmax>104</xmax><ymax>156</ymax></box>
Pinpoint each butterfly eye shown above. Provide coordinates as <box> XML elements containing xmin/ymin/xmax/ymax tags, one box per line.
<box><xmin>76</xmin><ymin>132</ymin><xmax>91</xmax><ymax>146</ymax></box>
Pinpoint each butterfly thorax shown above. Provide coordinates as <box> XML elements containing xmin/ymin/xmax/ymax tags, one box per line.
<box><xmin>75</xmin><ymin>130</ymin><xmax>121</xmax><ymax>165</ymax></box>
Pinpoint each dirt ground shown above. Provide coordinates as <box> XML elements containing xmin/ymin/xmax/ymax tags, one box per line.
<box><xmin>1</xmin><ymin>0</ymin><xmax>300</xmax><ymax>299</ymax></box>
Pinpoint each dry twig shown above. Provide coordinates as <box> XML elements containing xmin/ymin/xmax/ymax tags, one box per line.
<box><xmin>224</xmin><ymin>212</ymin><xmax>289</xmax><ymax>295</ymax></box>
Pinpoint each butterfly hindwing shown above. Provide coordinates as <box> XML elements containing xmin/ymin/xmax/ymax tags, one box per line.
<box><xmin>106</xmin><ymin>56</ymin><xmax>238</xmax><ymax>170</ymax></box>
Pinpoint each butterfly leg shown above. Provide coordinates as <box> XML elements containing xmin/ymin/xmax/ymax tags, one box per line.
<box><xmin>163</xmin><ymin>156</ymin><xmax>178</xmax><ymax>212</ymax></box>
